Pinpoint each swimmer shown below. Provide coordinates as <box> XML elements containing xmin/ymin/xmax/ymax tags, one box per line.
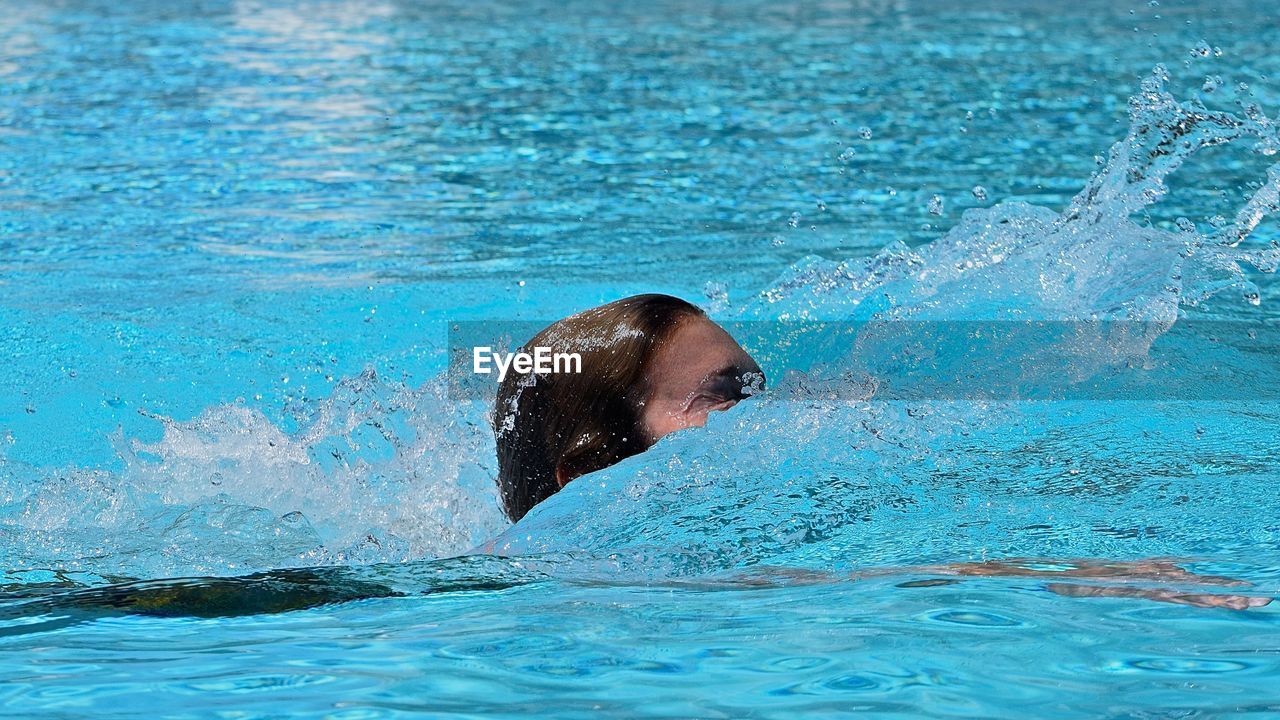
<box><xmin>492</xmin><ymin>293</ymin><xmax>763</xmax><ymax>522</ymax></box>
<box><xmin>485</xmin><ymin>293</ymin><xmax>1272</xmax><ymax>611</ymax></box>
<box><xmin>24</xmin><ymin>296</ymin><xmax>1265</xmax><ymax>620</ymax></box>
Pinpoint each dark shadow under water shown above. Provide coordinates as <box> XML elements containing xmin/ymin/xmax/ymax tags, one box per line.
<box><xmin>1</xmin><ymin>556</ymin><xmax>1272</xmax><ymax>641</ymax></box>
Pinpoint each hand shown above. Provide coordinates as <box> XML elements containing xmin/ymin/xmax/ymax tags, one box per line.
<box><xmin>912</xmin><ymin>557</ymin><xmax>1272</xmax><ymax>610</ymax></box>
<box><xmin>1045</xmin><ymin>582</ymin><xmax>1272</xmax><ymax>610</ymax></box>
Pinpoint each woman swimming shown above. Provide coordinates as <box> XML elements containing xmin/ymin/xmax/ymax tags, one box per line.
<box><xmin>24</xmin><ymin>295</ymin><xmax>1263</xmax><ymax>619</ymax></box>
<box><xmin>486</xmin><ymin>293</ymin><xmax>1271</xmax><ymax>610</ymax></box>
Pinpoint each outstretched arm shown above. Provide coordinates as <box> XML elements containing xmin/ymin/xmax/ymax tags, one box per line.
<box><xmin>895</xmin><ymin>558</ymin><xmax>1272</xmax><ymax>610</ymax></box>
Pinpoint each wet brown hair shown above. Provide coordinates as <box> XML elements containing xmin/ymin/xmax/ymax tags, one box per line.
<box><xmin>492</xmin><ymin>294</ymin><xmax>706</xmax><ymax>522</ymax></box>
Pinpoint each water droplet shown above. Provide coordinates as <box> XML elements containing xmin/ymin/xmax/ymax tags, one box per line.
<box><xmin>1202</xmin><ymin>75</ymin><xmax>1222</xmax><ymax>93</ymax></box>
<box><xmin>816</xmin><ymin>200</ymin><xmax>827</xmax><ymax>211</ymax></box>
<box><xmin>837</xmin><ymin>147</ymin><xmax>857</xmax><ymax>162</ymax></box>
<box><xmin>858</xmin><ymin>126</ymin><xmax>873</xmax><ymax>140</ymax></box>
<box><xmin>788</xmin><ymin>212</ymin><xmax>801</xmax><ymax>229</ymax></box>
<box><xmin>771</xmin><ymin>236</ymin><xmax>786</xmax><ymax>247</ymax></box>
<box><xmin>703</xmin><ymin>280</ymin><xmax>729</xmax><ymax>309</ymax></box>
<box><xmin>971</xmin><ymin>185</ymin><xmax>988</xmax><ymax>201</ymax></box>
<box><xmin>927</xmin><ymin>195</ymin><xmax>945</xmax><ymax>215</ymax></box>
<box><xmin>1175</xmin><ymin>217</ymin><xmax>1196</xmax><ymax>233</ymax></box>
<box><xmin>517</xmin><ymin>280</ymin><xmax>526</xmax><ymax>287</ymax></box>
<box><xmin>1189</xmin><ymin>40</ymin><xmax>1212</xmax><ymax>58</ymax></box>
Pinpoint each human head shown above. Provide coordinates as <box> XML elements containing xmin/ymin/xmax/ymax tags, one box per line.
<box><xmin>492</xmin><ymin>294</ymin><xmax>763</xmax><ymax>522</ymax></box>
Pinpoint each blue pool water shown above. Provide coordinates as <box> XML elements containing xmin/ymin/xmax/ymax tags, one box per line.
<box><xmin>3</xmin><ymin>0</ymin><xmax>1280</xmax><ymax>716</ymax></box>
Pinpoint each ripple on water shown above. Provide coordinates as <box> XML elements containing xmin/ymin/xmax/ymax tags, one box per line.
<box><xmin>519</xmin><ymin>661</ymin><xmax>594</xmax><ymax>678</ymax></box>
<box><xmin>1119</xmin><ymin>657</ymin><xmax>1258</xmax><ymax>674</ymax></box>
<box><xmin>21</xmin><ymin>681</ymin><xmax>113</xmax><ymax>704</ymax></box>
<box><xmin>922</xmin><ymin>608</ymin><xmax>1029</xmax><ymax>628</ymax></box>
<box><xmin>181</xmin><ymin>672</ymin><xmax>338</xmax><ymax>693</ymax></box>
<box><xmin>768</xmin><ymin>672</ymin><xmax>881</xmax><ymax>697</ymax></box>
<box><xmin>765</xmin><ymin>655</ymin><xmax>831</xmax><ymax>673</ymax></box>
<box><xmin>437</xmin><ymin>632</ymin><xmax>575</xmax><ymax>660</ymax></box>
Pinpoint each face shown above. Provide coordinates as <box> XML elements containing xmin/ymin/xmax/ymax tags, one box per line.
<box><xmin>640</xmin><ymin>315</ymin><xmax>764</xmax><ymax>443</ymax></box>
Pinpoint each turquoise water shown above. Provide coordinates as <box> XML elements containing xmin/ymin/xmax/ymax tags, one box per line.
<box><xmin>3</xmin><ymin>0</ymin><xmax>1280</xmax><ymax>716</ymax></box>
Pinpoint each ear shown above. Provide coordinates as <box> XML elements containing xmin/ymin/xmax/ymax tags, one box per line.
<box><xmin>554</xmin><ymin>462</ymin><xmax>573</xmax><ymax>489</ymax></box>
